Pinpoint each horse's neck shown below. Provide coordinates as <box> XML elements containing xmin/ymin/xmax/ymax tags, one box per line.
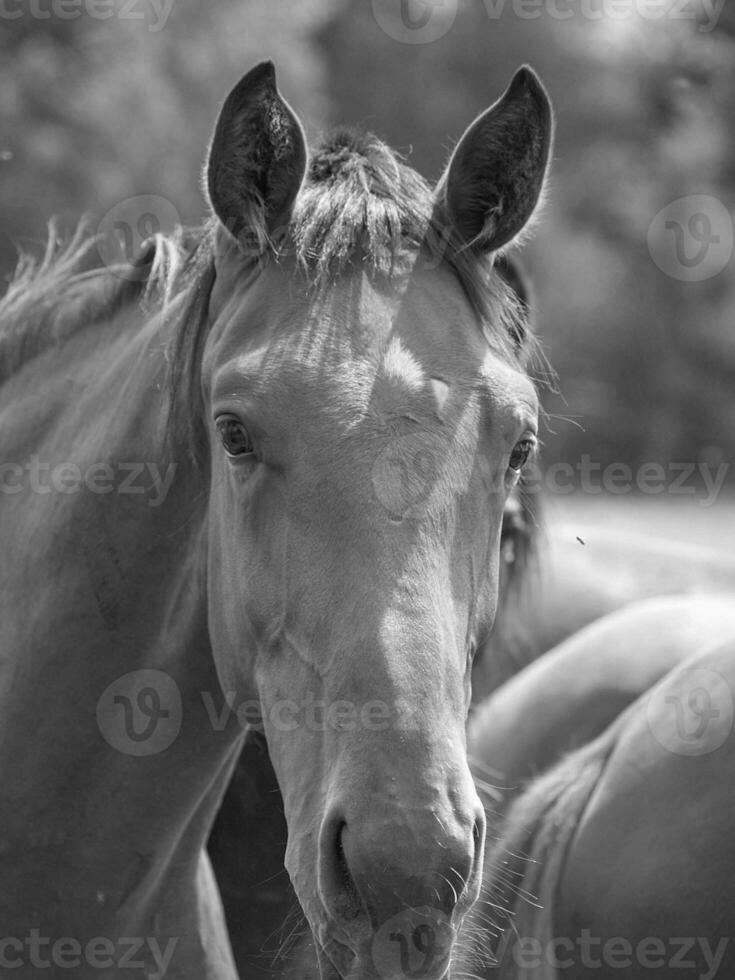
<box><xmin>0</xmin><ymin>294</ymin><xmax>241</xmax><ymax>967</ymax></box>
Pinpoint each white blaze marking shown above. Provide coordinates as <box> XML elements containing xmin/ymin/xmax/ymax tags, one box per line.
<box><xmin>381</xmin><ymin>337</ymin><xmax>425</xmax><ymax>391</ymax></box>
<box><xmin>429</xmin><ymin>378</ymin><xmax>450</xmax><ymax>416</ymax></box>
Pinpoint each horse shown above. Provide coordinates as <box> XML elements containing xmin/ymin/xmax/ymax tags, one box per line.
<box><xmin>0</xmin><ymin>59</ymin><xmax>553</xmax><ymax>979</ymax></box>
<box><xmin>473</xmin><ymin>503</ymin><xmax>735</xmax><ymax>699</ymax></box>
<box><xmin>279</xmin><ymin>593</ymin><xmax>735</xmax><ymax>977</ymax></box>
<box><xmin>206</xmin><ymin>233</ymin><xmax>541</xmax><ymax>980</ymax></box>
<box><xmin>469</xmin><ymin>592</ymin><xmax>735</xmax><ymax>793</ymax></box>
<box><xmin>456</xmin><ymin>594</ymin><xmax>735</xmax><ymax>979</ymax></box>
<box><xmin>207</xmin><ymin>242</ymin><xmax>735</xmax><ymax>974</ymax></box>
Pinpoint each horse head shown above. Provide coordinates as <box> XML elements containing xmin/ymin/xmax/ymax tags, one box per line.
<box><xmin>194</xmin><ymin>60</ymin><xmax>552</xmax><ymax>978</ymax></box>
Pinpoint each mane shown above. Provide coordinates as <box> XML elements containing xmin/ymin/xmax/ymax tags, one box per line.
<box><xmin>0</xmin><ymin>219</ymin><xmax>192</xmax><ymax>386</ymax></box>
<box><xmin>288</xmin><ymin>130</ymin><xmax>532</xmax><ymax>354</ymax></box>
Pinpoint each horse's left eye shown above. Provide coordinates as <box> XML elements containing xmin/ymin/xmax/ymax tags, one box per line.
<box><xmin>508</xmin><ymin>438</ymin><xmax>534</xmax><ymax>471</ymax></box>
<box><xmin>216</xmin><ymin>417</ymin><xmax>254</xmax><ymax>457</ymax></box>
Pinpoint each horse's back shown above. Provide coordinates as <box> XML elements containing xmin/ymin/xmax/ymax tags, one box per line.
<box><xmin>469</xmin><ymin>594</ymin><xmax>735</xmax><ymax>786</ymax></box>
<box><xmin>555</xmin><ymin>637</ymin><xmax>735</xmax><ymax>977</ymax></box>
<box><xmin>468</xmin><ymin>602</ymin><xmax>735</xmax><ymax>979</ymax></box>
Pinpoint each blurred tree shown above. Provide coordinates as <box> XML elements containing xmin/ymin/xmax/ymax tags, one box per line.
<box><xmin>0</xmin><ymin>0</ymin><xmax>338</xmax><ymax>278</ymax></box>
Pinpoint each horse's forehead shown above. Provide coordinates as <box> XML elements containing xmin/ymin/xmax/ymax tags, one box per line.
<box><xmin>211</xmin><ymin>264</ymin><xmax>531</xmax><ymax>424</ymax></box>
<box><xmin>259</xmin><ymin>268</ymin><xmax>485</xmax><ymax>376</ymax></box>
<box><xmin>256</xmin><ymin>330</ymin><xmax>480</xmax><ymax>426</ymax></box>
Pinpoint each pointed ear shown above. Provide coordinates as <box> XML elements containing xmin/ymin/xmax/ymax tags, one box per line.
<box><xmin>206</xmin><ymin>61</ymin><xmax>307</xmax><ymax>250</ymax></box>
<box><xmin>438</xmin><ymin>66</ymin><xmax>553</xmax><ymax>252</ymax></box>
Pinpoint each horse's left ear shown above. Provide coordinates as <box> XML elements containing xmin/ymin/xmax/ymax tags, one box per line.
<box><xmin>206</xmin><ymin>61</ymin><xmax>307</xmax><ymax>251</ymax></box>
<box><xmin>438</xmin><ymin>66</ymin><xmax>553</xmax><ymax>252</ymax></box>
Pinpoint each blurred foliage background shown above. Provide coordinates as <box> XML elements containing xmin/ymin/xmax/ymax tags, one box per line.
<box><xmin>1</xmin><ymin>0</ymin><xmax>734</xmax><ymax>493</ymax></box>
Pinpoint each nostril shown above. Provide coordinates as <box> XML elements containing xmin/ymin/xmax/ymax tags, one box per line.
<box><xmin>320</xmin><ymin>802</ymin><xmax>485</xmax><ymax>924</ymax></box>
<box><xmin>335</xmin><ymin>822</ymin><xmax>357</xmax><ymax>898</ymax></box>
<box><xmin>320</xmin><ymin>818</ymin><xmax>362</xmax><ymax>922</ymax></box>
<box><xmin>467</xmin><ymin>808</ymin><xmax>487</xmax><ymax>900</ymax></box>
<box><xmin>473</xmin><ymin>811</ymin><xmax>486</xmax><ymax>849</ymax></box>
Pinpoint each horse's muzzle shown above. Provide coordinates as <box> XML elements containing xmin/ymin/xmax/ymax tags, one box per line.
<box><xmin>316</xmin><ymin>785</ymin><xmax>485</xmax><ymax>975</ymax></box>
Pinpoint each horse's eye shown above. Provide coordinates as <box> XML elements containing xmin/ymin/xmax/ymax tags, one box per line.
<box><xmin>508</xmin><ymin>438</ymin><xmax>535</xmax><ymax>472</ymax></box>
<box><xmin>216</xmin><ymin>417</ymin><xmax>254</xmax><ymax>457</ymax></box>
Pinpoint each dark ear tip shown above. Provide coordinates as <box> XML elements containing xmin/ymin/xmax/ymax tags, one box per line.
<box><xmin>509</xmin><ymin>65</ymin><xmax>551</xmax><ymax>111</ymax></box>
<box><xmin>514</xmin><ymin>64</ymin><xmax>541</xmax><ymax>85</ymax></box>
<box><xmin>241</xmin><ymin>59</ymin><xmax>277</xmax><ymax>91</ymax></box>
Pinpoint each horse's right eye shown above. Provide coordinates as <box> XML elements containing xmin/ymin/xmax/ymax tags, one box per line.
<box><xmin>216</xmin><ymin>417</ymin><xmax>254</xmax><ymax>457</ymax></box>
<box><xmin>508</xmin><ymin>438</ymin><xmax>535</xmax><ymax>472</ymax></box>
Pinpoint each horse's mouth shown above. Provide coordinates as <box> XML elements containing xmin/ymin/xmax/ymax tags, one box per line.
<box><xmin>316</xmin><ymin>938</ymin><xmax>355</xmax><ymax>980</ymax></box>
<box><xmin>315</xmin><ymin>926</ymin><xmax>455</xmax><ymax>980</ymax></box>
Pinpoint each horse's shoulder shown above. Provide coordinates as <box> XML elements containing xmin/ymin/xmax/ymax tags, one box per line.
<box><xmin>557</xmin><ymin>637</ymin><xmax>735</xmax><ymax>939</ymax></box>
<box><xmin>469</xmin><ymin>732</ymin><xmax>616</xmax><ymax>978</ymax></box>
<box><xmin>471</xmin><ymin>595</ymin><xmax>735</xmax><ymax>786</ymax></box>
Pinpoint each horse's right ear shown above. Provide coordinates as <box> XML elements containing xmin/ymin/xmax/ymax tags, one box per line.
<box><xmin>206</xmin><ymin>61</ymin><xmax>307</xmax><ymax>251</ymax></box>
<box><xmin>437</xmin><ymin>66</ymin><xmax>553</xmax><ymax>252</ymax></box>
